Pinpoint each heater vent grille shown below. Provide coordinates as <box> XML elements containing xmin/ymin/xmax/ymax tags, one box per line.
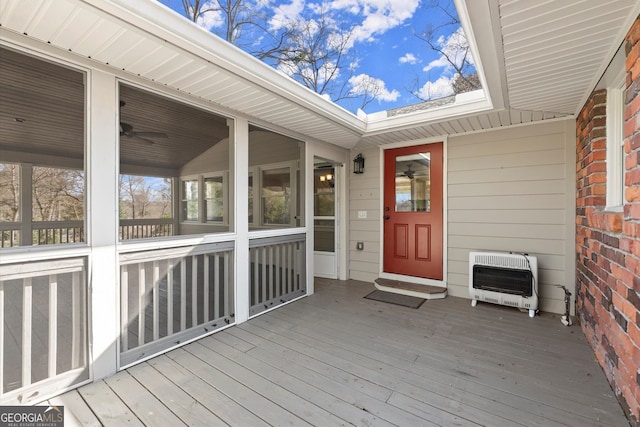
<box><xmin>469</xmin><ymin>251</ymin><xmax>538</xmax><ymax>315</ymax></box>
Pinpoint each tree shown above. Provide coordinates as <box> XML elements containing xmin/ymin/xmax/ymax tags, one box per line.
<box><xmin>270</xmin><ymin>10</ymin><xmax>356</xmax><ymax>102</ymax></box>
<box><xmin>179</xmin><ymin>0</ymin><xmax>262</xmax><ymax>46</ymax></box>
<box><xmin>32</xmin><ymin>166</ymin><xmax>84</xmax><ymax>222</ymax></box>
<box><xmin>0</xmin><ymin>163</ymin><xmax>20</xmax><ymax>222</ymax></box>
<box><xmin>176</xmin><ymin>0</ymin><xmax>388</xmax><ymax>111</ymax></box>
<box><xmin>119</xmin><ymin>175</ymin><xmax>172</xmax><ymax>219</ymax></box>
<box><xmin>410</xmin><ymin>0</ymin><xmax>480</xmax><ymax>101</ymax></box>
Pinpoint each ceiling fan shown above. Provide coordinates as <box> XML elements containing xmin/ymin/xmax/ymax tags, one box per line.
<box><xmin>402</xmin><ymin>163</ymin><xmax>415</xmax><ymax>180</ymax></box>
<box><xmin>119</xmin><ymin>101</ymin><xmax>168</xmax><ymax>144</ymax></box>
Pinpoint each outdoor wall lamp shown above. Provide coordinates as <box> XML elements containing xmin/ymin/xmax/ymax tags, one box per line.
<box><xmin>353</xmin><ymin>153</ymin><xmax>365</xmax><ymax>174</ymax></box>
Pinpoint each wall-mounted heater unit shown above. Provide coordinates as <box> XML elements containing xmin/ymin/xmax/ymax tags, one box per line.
<box><xmin>469</xmin><ymin>251</ymin><xmax>538</xmax><ymax>317</ymax></box>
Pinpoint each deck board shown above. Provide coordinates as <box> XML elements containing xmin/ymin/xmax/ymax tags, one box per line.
<box><xmin>56</xmin><ymin>278</ymin><xmax>629</xmax><ymax>426</ymax></box>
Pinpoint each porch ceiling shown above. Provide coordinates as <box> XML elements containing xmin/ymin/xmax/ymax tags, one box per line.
<box><xmin>496</xmin><ymin>0</ymin><xmax>638</xmax><ymax>116</ymax></box>
<box><xmin>0</xmin><ymin>0</ymin><xmax>638</xmax><ymax>151</ymax></box>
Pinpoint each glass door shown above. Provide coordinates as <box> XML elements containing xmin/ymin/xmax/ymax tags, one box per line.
<box><xmin>313</xmin><ymin>164</ymin><xmax>337</xmax><ymax>278</ymax></box>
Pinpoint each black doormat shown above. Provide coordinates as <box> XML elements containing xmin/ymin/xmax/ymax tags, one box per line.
<box><xmin>364</xmin><ymin>290</ymin><xmax>425</xmax><ymax>309</ymax></box>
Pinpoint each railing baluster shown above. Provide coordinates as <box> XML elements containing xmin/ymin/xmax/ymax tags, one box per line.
<box><xmin>138</xmin><ymin>264</ymin><xmax>146</xmax><ymax>348</ymax></box>
<box><xmin>261</xmin><ymin>246</ymin><xmax>267</xmax><ymax>305</ymax></box>
<box><xmin>213</xmin><ymin>253</ymin><xmax>220</xmax><ymax>319</ymax></box>
<box><xmin>275</xmin><ymin>243</ymin><xmax>281</xmax><ymax>298</ymax></box>
<box><xmin>120</xmin><ymin>268</ymin><xmax>129</xmax><ymax>352</ymax></box>
<box><xmin>253</xmin><ymin>248</ymin><xmax>259</xmax><ymax>305</ymax></box>
<box><xmin>0</xmin><ymin>281</ymin><xmax>4</xmax><ymax>394</ymax></box>
<box><xmin>71</xmin><ymin>271</ymin><xmax>81</xmax><ymax>368</ymax></box>
<box><xmin>289</xmin><ymin>243</ymin><xmax>294</xmax><ymax>294</ymax></box>
<box><xmin>223</xmin><ymin>252</ymin><xmax>229</xmax><ymax>316</ymax></box>
<box><xmin>48</xmin><ymin>274</ymin><xmax>58</xmax><ymax>378</ymax></box>
<box><xmin>180</xmin><ymin>258</ymin><xmax>186</xmax><ymax>332</ymax></box>
<box><xmin>268</xmin><ymin>245</ymin><xmax>274</xmax><ymax>300</ymax></box>
<box><xmin>153</xmin><ymin>261</ymin><xmax>160</xmax><ymax>341</ymax></box>
<box><xmin>167</xmin><ymin>259</ymin><xmax>173</xmax><ymax>336</ymax></box>
<box><xmin>191</xmin><ymin>256</ymin><xmax>198</xmax><ymax>327</ymax></box>
<box><xmin>203</xmin><ymin>255</ymin><xmax>209</xmax><ymax>322</ymax></box>
<box><xmin>22</xmin><ymin>278</ymin><xmax>32</xmax><ymax>387</ymax></box>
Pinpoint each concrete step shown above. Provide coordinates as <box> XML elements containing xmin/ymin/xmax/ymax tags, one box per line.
<box><xmin>374</xmin><ymin>277</ymin><xmax>447</xmax><ymax>300</ymax></box>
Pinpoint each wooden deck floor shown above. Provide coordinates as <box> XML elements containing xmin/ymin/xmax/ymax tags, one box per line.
<box><xmin>50</xmin><ymin>278</ymin><xmax>628</xmax><ymax>426</ymax></box>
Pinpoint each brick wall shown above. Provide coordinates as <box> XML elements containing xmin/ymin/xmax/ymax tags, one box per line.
<box><xmin>576</xmin><ymin>17</ymin><xmax>640</xmax><ymax>424</ymax></box>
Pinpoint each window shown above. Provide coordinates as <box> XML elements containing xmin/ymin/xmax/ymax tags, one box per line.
<box><xmin>1</xmin><ymin>48</ymin><xmax>86</xmax><ymax>248</ymax></box>
<box><xmin>395</xmin><ymin>153</ymin><xmax>431</xmax><ymax>212</ymax></box>
<box><xmin>262</xmin><ymin>167</ymin><xmax>291</xmax><ymax>225</ymax></box>
<box><xmin>205</xmin><ymin>175</ymin><xmax>224</xmax><ymax>222</ymax></box>
<box><xmin>0</xmin><ymin>164</ymin><xmax>85</xmax><ymax>247</ymax></box>
<box><xmin>119</xmin><ymin>174</ymin><xmax>173</xmax><ymax>240</ymax></box>
<box><xmin>606</xmin><ymin>80</ymin><xmax>625</xmax><ymax>210</ymax></box>
<box><xmin>181</xmin><ymin>179</ymin><xmax>199</xmax><ymax>221</ymax></box>
<box><xmin>119</xmin><ymin>83</ymin><xmax>233</xmax><ymax>238</ymax></box>
<box><xmin>248</xmin><ymin>126</ymin><xmax>303</xmax><ymax>230</ymax></box>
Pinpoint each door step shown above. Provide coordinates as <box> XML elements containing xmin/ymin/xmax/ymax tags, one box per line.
<box><xmin>374</xmin><ymin>278</ymin><xmax>447</xmax><ymax>300</ymax></box>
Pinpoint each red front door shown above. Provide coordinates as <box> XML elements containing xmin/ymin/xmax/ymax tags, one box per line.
<box><xmin>383</xmin><ymin>143</ymin><xmax>443</xmax><ymax>280</ymax></box>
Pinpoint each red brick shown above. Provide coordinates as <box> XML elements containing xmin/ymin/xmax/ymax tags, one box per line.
<box><xmin>626</xmin><ymin>186</ymin><xmax>640</xmax><ymax>202</ymax></box>
<box><xmin>613</xmin><ymin>291</ymin><xmax>638</xmax><ymax>321</ymax></box>
<box><xmin>626</xmin><ymin>169</ymin><xmax>640</xmax><ymax>186</ymax></box>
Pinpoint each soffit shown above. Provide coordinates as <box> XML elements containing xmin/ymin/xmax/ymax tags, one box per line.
<box><xmin>0</xmin><ymin>0</ymin><xmax>364</xmax><ymax>148</ymax></box>
<box><xmin>497</xmin><ymin>0</ymin><xmax>639</xmax><ymax>115</ymax></box>
<box><xmin>1</xmin><ymin>0</ymin><xmax>637</xmax><ymax>151</ymax></box>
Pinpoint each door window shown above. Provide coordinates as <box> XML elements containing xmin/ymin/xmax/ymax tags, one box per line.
<box><xmin>395</xmin><ymin>153</ymin><xmax>431</xmax><ymax>212</ymax></box>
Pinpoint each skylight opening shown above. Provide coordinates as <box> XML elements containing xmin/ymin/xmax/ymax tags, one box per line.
<box><xmin>160</xmin><ymin>0</ymin><xmax>481</xmax><ymax>115</ymax></box>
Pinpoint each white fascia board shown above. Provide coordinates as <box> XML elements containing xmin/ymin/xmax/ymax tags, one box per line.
<box><xmin>83</xmin><ymin>0</ymin><xmax>364</xmax><ymax>132</ymax></box>
<box><xmin>456</xmin><ymin>0</ymin><xmax>506</xmax><ymax>111</ymax></box>
<box><xmin>364</xmin><ymin>92</ymin><xmax>493</xmax><ymax>135</ymax></box>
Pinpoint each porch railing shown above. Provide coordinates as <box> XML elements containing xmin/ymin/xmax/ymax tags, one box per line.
<box><xmin>0</xmin><ymin>219</ymin><xmax>175</xmax><ymax>247</ymax></box>
<box><xmin>0</xmin><ymin>257</ymin><xmax>88</xmax><ymax>404</ymax></box>
<box><xmin>119</xmin><ymin>241</ymin><xmax>234</xmax><ymax>367</ymax></box>
<box><xmin>249</xmin><ymin>234</ymin><xmax>306</xmax><ymax>317</ymax></box>
<box><xmin>119</xmin><ymin>219</ymin><xmax>174</xmax><ymax>240</ymax></box>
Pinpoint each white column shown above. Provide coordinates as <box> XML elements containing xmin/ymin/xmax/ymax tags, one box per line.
<box><xmin>234</xmin><ymin>117</ymin><xmax>250</xmax><ymax>323</ymax></box>
<box><xmin>87</xmin><ymin>70</ymin><xmax>119</xmax><ymax>379</ymax></box>
<box><xmin>304</xmin><ymin>141</ymin><xmax>314</xmax><ymax>294</ymax></box>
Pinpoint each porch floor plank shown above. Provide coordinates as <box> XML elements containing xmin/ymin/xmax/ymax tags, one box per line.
<box><xmin>103</xmin><ymin>371</ymin><xmax>186</xmax><ymax>427</ymax></box>
<box><xmin>76</xmin><ymin>379</ymin><xmax>145</xmax><ymax>426</ymax></box>
<box><xmin>57</xmin><ymin>278</ymin><xmax>629</xmax><ymax>427</ymax></box>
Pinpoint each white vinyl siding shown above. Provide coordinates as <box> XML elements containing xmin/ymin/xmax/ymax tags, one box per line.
<box><xmin>447</xmin><ymin>120</ymin><xmax>575</xmax><ymax>314</ymax></box>
<box><xmin>348</xmin><ymin>147</ymin><xmax>381</xmax><ymax>282</ymax></box>
<box><xmin>347</xmin><ymin>121</ymin><xmax>576</xmax><ymax>314</ymax></box>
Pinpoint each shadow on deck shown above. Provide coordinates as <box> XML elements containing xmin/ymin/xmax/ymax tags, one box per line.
<box><xmin>51</xmin><ymin>278</ymin><xmax>628</xmax><ymax>426</ymax></box>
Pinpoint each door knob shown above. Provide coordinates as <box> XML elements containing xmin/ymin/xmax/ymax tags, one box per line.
<box><xmin>383</xmin><ymin>215</ymin><xmax>390</xmax><ymax>220</ymax></box>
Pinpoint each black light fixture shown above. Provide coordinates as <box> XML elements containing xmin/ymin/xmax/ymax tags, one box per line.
<box><xmin>353</xmin><ymin>153</ymin><xmax>365</xmax><ymax>174</ymax></box>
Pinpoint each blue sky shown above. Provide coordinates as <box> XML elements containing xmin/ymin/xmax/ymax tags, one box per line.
<box><xmin>158</xmin><ymin>0</ymin><xmax>469</xmax><ymax>113</ymax></box>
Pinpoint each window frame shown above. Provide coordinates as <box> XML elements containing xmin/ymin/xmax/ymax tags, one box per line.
<box><xmin>605</xmin><ymin>74</ymin><xmax>626</xmax><ymax>211</ymax></box>
<box><xmin>203</xmin><ymin>172</ymin><xmax>227</xmax><ymax>224</ymax></box>
<box><xmin>180</xmin><ymin>177</ymin><xmax>200</xmax><ymax>222</ymax></box>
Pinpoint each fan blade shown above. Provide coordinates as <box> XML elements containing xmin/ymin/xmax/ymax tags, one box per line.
<box><xmin>133</xmin><ymin>131</ymin><xmax>168</xmax><ymax>139</ymax></box>
<box><xmin>132</xmin><ymin>136</ymin><xmax>155</xmax><ymax>145</ymax></box>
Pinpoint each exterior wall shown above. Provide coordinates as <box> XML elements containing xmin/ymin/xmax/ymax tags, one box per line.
<box><xmin>348</xmin><ymin>146</ymin><xmax>381</xmax><ymax>282</ymax></box>
<box><xmin>447</xmin><ymin>121</ymin><xmax>576</xmax><ymax>314</ymax></box>
<box><xmin>347</xmin><ymin>121</ymin><xmax>576</xmax><ymax>316</ymax></box>
<box><xmin>576</xmin><ymin>18</ymin><xmax>640</xmax><ymax>424</ymax></box>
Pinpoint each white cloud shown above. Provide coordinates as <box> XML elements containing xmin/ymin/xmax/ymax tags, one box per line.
<box><xmin>399</xmin><ymin>53</ymin><xmax>417</xmax><ymax>64</ymax></box>
<box><xmin>329</xmin><ymin>0</ymin><xmax>420</xmax><ymax>42</ymax></box>
<box><xmin>193</xmin><ymin>1</ymin><xmax>224</xmax><ymax>31</ymax></box>
<box><xmin>269</xmin><ymin>0</ymin><xmax>306</xmax><ymax>30</ymax></box>
<box><xmin>349</xmin><ymin>73</ymin><xmax>400</xmax><ymax>102</ymax></box>
<box><xmin>417</xmin><ymin>75</ymin><xmax>455</xmax><ymax>100</ymax></box>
